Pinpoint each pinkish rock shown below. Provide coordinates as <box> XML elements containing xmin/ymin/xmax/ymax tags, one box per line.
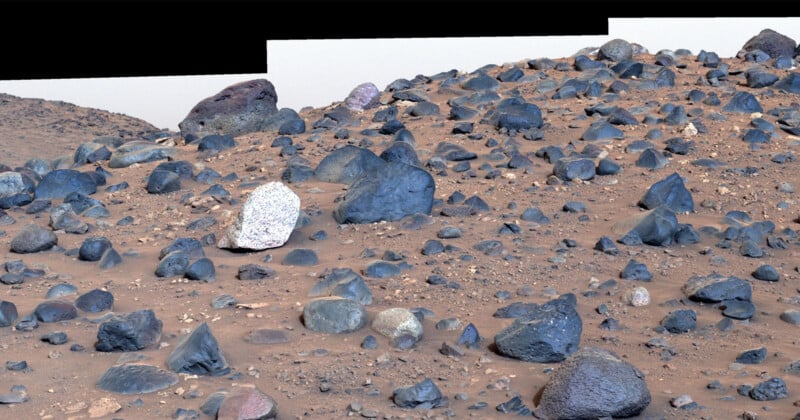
<box><xmin>217</xmin><ymin>386</ymin><xmax>277</xmax><ymax>420</ymax></box>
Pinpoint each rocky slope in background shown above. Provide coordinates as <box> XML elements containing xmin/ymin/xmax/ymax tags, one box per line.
<box><xmin>0</xmin><ymin>28</ymin><xmax>800</xmax><ymax>419</ymax></box>
<box><xmin>0</xmin><ymin>93</ymin><xmax>162</xmax><ymax>165</ymax></box>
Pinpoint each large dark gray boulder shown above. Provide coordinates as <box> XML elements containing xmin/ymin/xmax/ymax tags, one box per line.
<box><xmin>314</xmin><ymin>145</ymin><xmax>386</xmax><ymax>185</ymax></box>
<box><xmin>598</xmin><ymin>38</ymin><xmax>634</xmax><ymax>62</ymax></box>
<box><xmin>308</xmin><ymin>268</ymin><xmax>373</xmax><ymax>305</ymax></box>
<box><xmin>96</xmin><ymin>362</ymin><xmax>179</xmax><ymax>395</ymax></box>
<box><xmin>95</xmin><ymin>309</ymin><xmax>163</xmax><ymax>352</ymax></box>
<box><xmin>484</xmin><ymin>97</ymin><xmax>543</xmax><ymax>131</ymax></box>
<box><xmin>722</xmin><ymin>91</ymin><xmax>763</xmax><ymax>114</ymax></box>
<box><xmin>533</xmin><ymin>346</ymin><xmax>651</xmax><ymax>419</ymax></box>
<box><xmin>620</xmin><ymin>206</ymin><xmax>679</xmax><ymax>246</ymax></box>
<box><xmin>333</xmin><ymin>161</ymin><xmax>435</xmax><ymax>224</ymax></box>
<box><xmin>682</xmin><ymin>273</ymin><xmax>752</xmax><ymax>303</ymax></box>
<box><xmin>10</xmin><ymin>224</ymin><xmax>57</xmax><ymax>253</ymax></box>
<box><xmin>34</xmin><ymin>169</ymin><xmax>96</xmax><ymax>200</ymax></box>
<box><xmin>303</xmin><ymin>297</ymin><xmax>368</xmax><ymax>334</ymax></box>
<box><xmin>166</xmin><ymin>322</ymin><xmax>230</xmax><ymax>376</ymax></box>
<box><xmin>739</xmin><ymin>29</ymin><xmax>797</xmax><ymax>59</ymax></box>
<box><xmin>392</xmin><ymin>378</ymin><xmax>445</xmax><ymax>409</ymax></box>
<box><xmin>494</xmin><ymin>296</ymin><xmax>582</xmax><ymax>363</ymax></box>
<box><xmin>178</xmin><ymin>79</ymin><xmax>279</xmax><ymax>140</ymax></box>
<box><xmin>638</xmin><ymin>172</ymin><xmax>694</xmax><ymax>213</ymax></box>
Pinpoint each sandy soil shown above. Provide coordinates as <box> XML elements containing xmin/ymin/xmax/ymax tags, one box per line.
<box><xmin>1</xmin><ymin>50</ymin><xmax>800</xmax><ymax>420</ymax></box>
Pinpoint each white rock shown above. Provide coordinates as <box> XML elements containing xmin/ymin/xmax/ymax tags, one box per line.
<box><xmin>0</xmin><ymin>172</ymin><xmax>27</xmax><ymax>198</ymax></box>
<box><xmin>682</xmin><ymin>122</ymin><xmax>698</xmax><ymax>137</ymax></box>
<box><xmin>218</xmin><ymin>182</ymin><xmax>300</xmax><ymax>250</ymax></box>
<box><xmin>623</xmin><ymin>287</ymin><xmax>651</xmax><ymax>307</ymax></box>
<box><xmin>371</xmin><ymin>308</ymin><xmax>423</xmax><ymax>341</ymax></box>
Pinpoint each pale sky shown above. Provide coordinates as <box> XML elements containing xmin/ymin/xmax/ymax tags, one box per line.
<box><xmin>0</xmin><ymin>18</ymin><xmax>796</xmax><ymax>131</ymax></box>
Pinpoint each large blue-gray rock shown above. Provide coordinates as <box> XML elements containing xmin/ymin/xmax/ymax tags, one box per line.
<box><xmin>553</xmin><ymin>157</ymin><xmax>595</xmax><ymax>181</ymax></box>
<box><xmin>166</xmin><ymin>322</ymin><xmax>230</xmax><ymax>376</ymax></box>
<box><xmin>314</xmin><ymin>145</ymin><xmax>386</xmax><ymax>185</ymax></box>
<box><xmin>379</xmin><ymin>141</ymin><xmax>421</xmax><ymax>167</ymax></box>
<box><xmin>155</xmin><ymin>251</ymin><xmax>190</xmax><ymax>278</ymax></box>
<box><xmin>722</xmin><ymin>91</ymin><xmax>763</xmax><ymax>114</ymax></box>
<box><xmin>146</xmin><ymin>169</ymin><xmax>181</xmax><ymax>194</ymax></box>
<box><xmin>739</xmin><ymin>29</ymin><xmax>797</xmax><ymax>59</ymax></box>
<box><xmin>746</xmin><ymin>70</ymin><xmax>779</xmax><ymax>88</ymax></box>
<box><xmin>75</xmin><ymin>289</ymin><xmax>114</xmax><ymax>313</ymax></box>
<box><xmin>185</xmin><ymin>258</ymin><xmax>215</xmax><ymax>281</ymax></box>
<box><xmin>582</xmin><ymin>121</ymin><xmax>624</xmax><ymax>141</ymax></box>
<box><xmin>333</xmin><ymin>161</ymin><xmax>434</xmax><ymax>224</ymax></box>
<box><xmin>303</xmin><ymin>297</ymin><xmax>368</xmax><ymax>334</ymax></box>
<box><xmin>197</xmin><ymin>134</ymin><xmax>236</xmax><ymax>152</ymax></box>
<box><xmin>78</xmin><ymin>236</ymin><xmax>113</xmax><ymax>262</ymax></box>
<box><xmin>494</xmin><ymin>296</ymin><xmax>582</xmax><ymax>363</ymax></box>
<box><xmin>533</xmin><ymin>346</ymin><xmax>651</xmax><ymax>419</ymax></box>
<box><xmin>108</xmin><ymin>142</ymin><xmax>177</xmax><ymax>168</ymax></box>
<box><xmin>95</xmin><ymin>309</ymin><xmax>163</xmax><ymax>352</ymax></box>
<box><xmin>34</xmin><ymin>169</ymin><xmax>96</xmax><ymax>199</ymax></box>
<box><xmin>10</xmin><ymin>224</ymin><xmax>57</xmax><ymax>253</ymax></box>
<box><xmin>344</xmin><ymin>82</ymin><xmax>381</xmax><ymax>111</ymax></box>
<box><xmin>308</xmin><ymin>268</ymin><xmax>373</xmax><ymax>305</ymax></box>
<box><xmin>178</xmin><ymin>79</ymin><xmax>279</xmax><ymax>140</ymax></box>
<box><xmin>620</xmin><ymin>206</ymin><xmax>679</xmax><ymax>246</ymax></box>
<box><xmin>96</xmin><ymin>362</ymin><xmax>179</xmax><ymax>395</ymax></box>
<box><xmin>775</xmin><ymin>73</ymin><xmax>800</xmax><ymax>94</ymax></box>
<box><xmin>160</xmin><ymin>237</ymin><xmax>205</xmax><ymax>260</ymax></box>
<box><xmin>639</xmin><ymin>172</ymin><xmax>694</xmax><ymax>213</ymax></box>
<box><xmin>0</xmin><ymin>301</ymin><xmax>18</xmax><ymax>327</ymax></box>
<box><xmin>598</xmin><ymin>39</ymin><xmax>634</xmax><ymax>62</ymax></box>
<box><xmin>661</xmin><ymin>309</ymin><xmax>696</xmax><ymax>333</ymax></box>
<box><xmin>682</xmin><ymin>273</ymin><xmax>752</xmax><ymax>303</ymax></box>
<box><xmin>34</xmin><ymin>300</ymin><xmax>78</xmax><ymax>322</ymax></box>
<box><xmin>484</xmin><ymin>97</ymin><xmax>543</xmax><ymax>131</ymax></box>
<box><xmin>392</xmin><ymin>378</ymin><xmax>444</xmax><ymax>409</ymax></box>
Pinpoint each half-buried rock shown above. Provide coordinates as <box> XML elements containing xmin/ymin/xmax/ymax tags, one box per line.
<box><xmin>166</xmin><ymin>322</ymin><xmax>230</xmax><ymax>376</ymax></box>
<box><xmin>95</xmin><ymin>309</ymin><xmax>163</xmax><ymax>352</ymax></box>
<box><xmin>217</xmin><ymin>182</ymin><xmax>300</xmax><ymax>250</ymax></box>
<box><xmin>97</xmin><ymin>357</ymin><xmax>179</xmax><ymax>395</ymax></box>
<box><xmin>333</xmin><ymin>161</ymin><xmax>435</xmax><ymax>224</ymax></box>
<box><xmin>303</xmin><ymin>297</ymin><xmax>368</xmax><ymax>334</ymax></box>
<box><xmin>533</xmin><ymin>346</ymin><xmax>651</xmax><ymax>419</ymax></box>
<box><xmin>34</xmin><ymin>300</ymin><xmax>78</xmax><ymax>323</ymax></box>
<box><xmin>494</xmin><ymin>296</ymin><xmax>582</xmax><ymax>363</ymax></box>
<box><xmin>10</xmin><ymin>224</ymin><xmax>57</xmax><ymax>254</ymax></box>
<box><xmin>216</xmin><ymin>385</ymin><xmax>278</xmax><ymax>419</ymax></box>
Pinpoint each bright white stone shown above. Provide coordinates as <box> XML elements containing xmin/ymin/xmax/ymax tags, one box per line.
<box><xmin>217</xmin><ymin>182</ymin><xmax>300</xmax><ymax>250</ymax></box>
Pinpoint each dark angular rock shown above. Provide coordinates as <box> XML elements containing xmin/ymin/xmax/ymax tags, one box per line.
<box><xmin>364</xmin><ymin>261</ymin><xmax>401</xmax><ymax>278</ymax></box>
<box><xmin>302</xmin><ymin>297</ymin><xmax>368</xmax><ymax>334</ymax></box>
<box><xmin>282</xmin><ymin>249</ymin><xmax>318</xmax><ymax>266</ymax></box>
<box><xmin>379</xmin><ymin>142</ymin><xmax>420</xmax><ymax>167</ymax></box>
<box><xmin>197</xmin><ymin>134</ymin><xmax>236</xmax><ymax>152</ymax></box>
<box><xmin>422</xmin><ymin>239</ymin><xmax>445</xmax><ymax>256</ymax></box>
<box><xmin>407</xmin><ymin>101</ymin><xmax>440</xmax><ymax>117</ymax></box>
<box><xmin>661</xmin><ymin>309</ymin><xmax>696</xmax><ymax>333</ymax></box>
<box><xmin>620</xmin><ymin>259</ymin><xmax>652</xmax><ymax>281</ymax></box>
<box><xmin>594</xmin><ymin>236</ymin><xmax>619</xmax><ymax>255</ymax></box>
<box><xmin>96</xmin><ymin>309</ymin><xmax>162</xmax><ymax>351</ymax></box>
<box><xmin>314</xmin><ymin>145</ymin><xmax>385</xmax><ymax>185</ymax></box>
<box><xmin>41</xmin><ymin>331</ymin><xmax>68</xmax><ymax>345</ymax></box>
<box><xmin>78</xmin><ymin>236</ymin><xmax>113</xmax><ymax>262</ymax></box>
<box><xmin>462</xmin><ymin>74</ymin><xmax>500</xmax><ymax>91</ymax></box>
<box><xmin>749</xmin><ymin>377</ymin><xmax>788</xmax><ymax>401</ymax></box>
<box><xmin>574</xmin><ymin>55</ymin><xmax>605</xmax><ymax>71</ymax></box>
<box><xmin>494</xmin><ymin>302</ymin><xmax>539</xmax><ymax>318</ymax></box>
<box><xmin>683</xmin><ymin>273</ymin><xmax>752</xmax><ymax>303</ymax></box>
<box><xmin>623</xmin><ymin>206</ymin><xmax>679</xmax><ymax>246</ymax></box>
<box><xmin>34</xmin><ymin>169</ymin><xmax>96</xmax><ymax>200</ymax></box>
<box><xmin>582</xmin><ymin>121</ymin><xmax>624</xmax><ymax>141</ymax></box>
<box><xmin>34</xmin><ymin>300</ymin><xmax>77</xmax><ymax>323</ymax></box>
<box><xmin>333</xmin><ymin>161</ymin><xmax>434</xmax><ymax>224</ymax></box>
<box><xmin>639</xmin><ymin>172</ymin><xmax>694</xmax><ymax>213</ymax></box>
<box><xmin>154</xmin><ymin>161</ymin><xmax>194</xmax><ymax>179</ymax></box>
<box><xmin>179</xmin><ymin>79</ymin><xmax>279</xmax><ymax>139</ymax></box>
<box><xmin>533</xmin><ymin>346</ymin><xmax>651</xmax><ymax>419</ymax></box>
<box><xmin>736</xmin><ymin>347</ymin><xmax>767</xmax><ymax>364</ymax></box>
<box><xmin>160</xmin><ymin>238</ymin><xmax>205</xmax><ymax>260</ymax></box>
<box><xmin>740</xmin><ymin>29</ymin><xmax>797</xmax><ymax>59</ymax></box>
<box><xmin>10</xmin><ymin>224</ymin><xmax>57</xmax><ymax>253</ymax></box>
<box><xmin>278</xmin><ymin>118</ymin><xmax>305</xmax><ymax>135</ymax></box>
<box><xmin>722</xmin><ymin>91</ymin><xmax>763</xmax><ymax>114</ymax></box>
<box><xmin>308</xmin><ymin>268</ymin><xmax>372</xmax><ymax>305</ymax></box>
<box><xmin>185</xmin><ymin>216</ymin><xmax>216</xmax><ymax>232</ymax></box>
<box><xmin>97</xmin><ymin>363</ymin><xmax>179</xmax><ymax>395</ymax></box>
<box><xmin>0</xmin><ymin>301</ymin><xmax>18</xmax><ymax>327</ymax></box>
<box><xmin>75</xmin><ymin>289</ymin><xmax>114</xmax><ymax>313</ymax></box>
<box><xmin>494</xmin><ymin>297</ymin><xmax>582</xmax><ymax>362</ymax></box>
<box><xmin>186</xmin><ymin>258</ymin><xmax>215</xmax><ymax>281</ymax></box>
<box><xmin>722</xmin><ymin>300</ymin><xmax>756</xmax><ymax>320</ymax></box>
<box><xmin>456</xmin><ymin>323</ymin><xmax>481</xmax><ymax>349</ymax></box>
<box><xmin>392</xmin><ymin>378</ymin><xmax>444</xmax><ymax>409</ymax></box>
<box><xmin>673</xmin><ymin>224</ymin><xmax>701</xmax><ymax>245</ymax></box>
<box><xmin>155</xmin><ymin>251</ymin><xmax>190</xmax><ymax>278</ymax></box>
<box><xmin>553</xmin><ymin>157</ymin><xmax>595</xmax><ymax>181</ymax></box>
<box><xmin>599</xmin><ymin>39</ymin><xmax>633</xmax><ymax>62</ymax></box>
<box><xmin>775</xmin><ymin>73</ymin><xmax>800</xmax><ymax>94</ymax></box>
<box><xmin>635</xmin><ymin>148</ymin><xmax>669</xmax><ymax>169</ymax></box>
<box><xmin>596</xmin><ymin>158</ymin><xmax>621</xmax><ymax>175</ymax></box>
<box><xmin>146</xmin><ymin>169</ymin><xmax>181</xmax><ymax>194</ymax></box>
<box><xmin>166</xmin><ymin>322</ymin><xmax>230</xmax><ymax>376</ymax></box>
<box><xmin>486</xmin><ymin>97</ymin><xmax>543</xmax><ymax>131</ymax></box>
<box><xmin>237</xmin><ymin>264</ymin><xmax>276</xmax><ymax>280</ymax></box>
<box><xmin>747</xmin><ymin>70</ymin><xmax>779</xmax><ymax>88</ymax></box>
<box><xmin>520</xmin><ymin>207</ymin><xmax>550</xmax><ymax>224</ymax></box>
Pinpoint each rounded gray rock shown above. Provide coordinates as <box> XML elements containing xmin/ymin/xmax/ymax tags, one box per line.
<box><xmin>598</xmin><ymin>38</ymin><xmax>634</xmax><ymax>62</ymax></box>
<box><xmin>303</xmin><ymin>297</ymin><xmax>368</xmax><ymax>334</ymax></box>
<box><xmin>10</xmin><ymin>223</ymin><xmax>57</xmax><ymax>253</ymax></box>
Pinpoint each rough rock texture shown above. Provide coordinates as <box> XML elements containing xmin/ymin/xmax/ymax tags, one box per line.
<box><xmin>217</xmin><ymin>182</ymin><xmax>300</xmax><ymax>250</ymax></box>
<box><xmin>216</xmin><ymin>385</ymin><xmax>278</xmax><ymax>420</ymax></box>
<box><xmin>344</xmin><ymin>82</ymin><xmax>381</xmax><ymax>111</ymax></box>
<box><xmin>739</xmin><ymin>29</ymin><xmax>797</xmax><ymax>59</ymax></box>
<box><xmin>533</xmin><ymin>346</ymin><xmax>651</xmax><ymax>419</ymax></box>
<box><xmin>166</xmin><ymin>322</ymin><xmax>230</xmax><ymax>376</ymax></box>
<box><xmin>178</xmin><ymin>79</ymin><xmax>279</xmax><ymax>140</ymax></box>
<box><xmin>95</xmin><ymin>309</ymin><xmax>163</xmax><ymax>352</ymax></box>
<box><xmin>302</xmin><ymin>297</ymin><xmax>368</xmax><ymax>334</ymax></box>
<box><xmin>10</xmin><ymin>223</ymin><xmax>57</xmax><ymax>253</ymax></box>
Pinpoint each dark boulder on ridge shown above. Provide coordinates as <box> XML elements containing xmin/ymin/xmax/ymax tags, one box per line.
<box><xmin>738</xmin><ymin>29</ymin><xmax>797</xmax><ymax>59</ymax></box>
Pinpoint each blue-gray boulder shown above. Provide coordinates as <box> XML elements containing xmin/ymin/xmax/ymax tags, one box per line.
<box><xmin>494</xmin><ymin>296</ymin><xmax>582</xmax><ymax>363</ymax></box>
<box><xmin>97</xmin><ymin>363</ymin><xmax>179</xmax><ymax>395</ymax></box>
<box><xmin>639</xmin><ymin>172</ymin><xmax>694</xmax><ymax>213</ymax></box>
<box><xmin>393</xmin><ymin>378</ymin><xmax>444</xmax><ymax>409</ymax></box>
<box><xmin>146</xmin><ymin>169</ymin><xmax>181</xmax><ymax>194</ymax></box>
<box><xmin>154</xmin><ymin>161</ymin><xmax>194</xmax><ymax>179</ymax></box>
<box><xmin>746</xmin><ymin>70</ymin><xmax>779</xmax><ymax>88</ymax></box>
<box><xmin>75</xmin><ymin>289</ymin><xmax>114</xmax><ymax>313</ymax></box>
<box><xmin>10</xmin><ymin>224</ymin><xmax>57</xmax><ymax>253</ymax></box>
<box><xmin>739</xmin><ymin>29</ymin><xmax>796</xmax><ymax>59</ymax></box>
<box><xmin>533</xmin><ymin>346</ymin><xmax>650</xmax><ymax>419</ymax></box>
<box><xmin>314</xmin><ymin>146</ymin><xmax>386</xmax><ymax>185</ymax></box>
<box><xmin>622</xmin><ymin>206</ymin><xmax>679</xmax><ymax>246</ymax></box>
<box><xmin>34</xmin><ymin>169</ymin><xmax>96</xmax><ymax>199</ymax></box>
<box><xmin>197</xmin><ymin>134</ymin><xmax>236</xmax><ymax>152</ymax></box>
<box><xmin>166</xmin><ymin>322</ymin><xmax>230</xmax><ymax>376</ymax></box>
<box><xmin>178</xmin><ymin>79</ymin><xmax>278</xmax><ymax>140</ymax></box>
<box><xmin>282</xmin><ymin>249</ymin><xmax>318</xmax><ymax>266</ymax></box>
<box><xmin>34</xmin><ymin>300</ymin><xmax>77</xmax><ymax>323</ymax></box>
<box><xmin>78</xmin><ymin>237</ymin><xmax>113</xmax><ymax>262</ymax></box>
<box><xmin>155</xmin><ymin>251</ymin><xmax>190</xmax><ymax>278</ymax></box>
<box><xmin>749</xmin><ymin>377</ymin><xmax>788</xmax><ymax>401</ymax></box>
<box><xmin>186</xmin><ymin>258</ymin><xmax>215</xmax><ymax>281</ymax></box>
<box><xmin>485</xmin><ymin>97</ymin><xmax>543</xmax><ymax>131</ymax></box>
<box><xmin>553</xmin><ymin>157</ymin><xmax>595</xmax><ymax>181</ymax></box>
<box><xmin>661</xmin><ymin>309</ymin><xmax>696</xmax><ymax>333</ymax></box>
<box><xmin>95</xmin><ymin>309</ymin><xmax>163</xmax><ymax>351</ymax></box>
<box><xmin>722</xmin><ymin>91</ymin><xmax>763</xmax><ymax>114</ymax></box>
<box><xmin>160</xmin><ymin>237</ymin><xmax>205</xmax><ymax>260</ymax></box>
<box><xmin>582</xmin><ymin>121</ymin><xmax>624</xmax><ymax>141</ymax></box>
<box><xmin>379</xmin><ymin>141</ymin><xmax>421</xmax><ymax>167</ymax></box>
<box><xmin>775</xmin><ymin>73</ymin><xmax>800</xmax><ymax>94</ymax></box>
<box><xmin>308</xmin><ymin>268</ymin><xmax>372</xmax><ymax>305</ymax></box>
<box><xmin>682</xmin><ymin>273</ymin><xmax>752</xmax><ymax>303</ymax></box>
<box><xmin>303</xmin><ymin>297</ymin><xmax>368</xmax><ymax>334</ymax></box>
<box><xmin>333</xmin><ymin>161</ymin><xmax>434</xmax><ymax>224</ymax></box>
<box><xmin>598</xmin><ymin>39</ymin><xmax>634</xmax><ymax>62</ymax></box>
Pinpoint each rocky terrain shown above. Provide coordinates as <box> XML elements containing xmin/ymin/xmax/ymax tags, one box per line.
<box><xmin>1</xmin><ymin>28</ymin><xmax>800</xmax><ymax>419</ymax></box>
